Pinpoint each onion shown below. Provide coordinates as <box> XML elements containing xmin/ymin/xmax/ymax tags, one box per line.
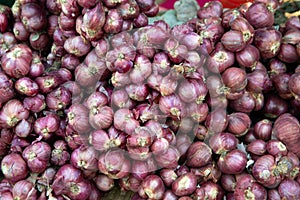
<box><xmin>138</xmin><ymin>175</ymin><xmax>165</xmax><ymax>199</ymax></box>
<box><xmin>71</xmin><ymin>145</ymin><xmax>98</xmax><ymax>173</ymax></box>
<box><xmin>0</xmin><ymin>99</ymin><xmax>29</xmax><ymax>129</ymax></box>
<box><xmin>1</xmin><ymin>153</ymin><xmax>28</xmax><ymax>182</ymax></box>
<box><xmin>217</xmin><ymin>149</ymin><xmax>247</xmax><ymax>174</ymax></box>
<box><xmin>254</xmin><ymin>28</ymin><xmax>282</xmax><ymax>59</ymax></box>
<box><xmin>186</xmin><ymin>141</ymin><xmax>212</xmax><ymax>168</ymax></box>
<box><xmin>245</xmin><ymin>2</ymin><xmax>274</xmax><ymax>29</ymax></box>
<box><xmin>94</xmin><ymin>174</ymin><xmax>114</xmax><ymax>192</ymax></box>
<box><xmin>1</xmin><ymin>44</ymin><xmax>32</xmax><ymax>78</ymax></box>
<box><xmin>12</xmin><ymin>180</ymin><xmax>37</xmax><ymax>200</ymax></box>
<box><xmin>22</xmin><ymin>141</ymin><xmax>51</xmax><ymax>173</ymax></box>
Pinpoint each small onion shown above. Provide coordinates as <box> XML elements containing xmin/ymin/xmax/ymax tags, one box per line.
<box><xmin>217</xmin><ymin>149</ymin><xmax>247</xmax><ymax>174</ymax></box>
<box><xmin>1</xmin><ymin>153</ymin><xmax>28</xmax><ymax>182</ymax></box>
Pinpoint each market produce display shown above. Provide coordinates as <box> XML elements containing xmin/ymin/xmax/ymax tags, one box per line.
<box><xmin>0</xmin><ymin>0</ymin><xmax>300</xmax><ymax>199</ymax></box>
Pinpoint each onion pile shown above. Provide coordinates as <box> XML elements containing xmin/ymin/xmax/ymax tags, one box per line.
<box><xmin>0</xmin><ymin>0</ymin><xmax>300</xmax><ymax>199</ymax></box>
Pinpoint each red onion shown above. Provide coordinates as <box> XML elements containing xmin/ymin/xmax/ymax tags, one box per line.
<box><xmin>111</xmin><ymin>71</ymin><xmax>131</xmax><ymax>88</ymax></box>
<box><xmin>138</xmin><ymin>175</ymin><xmax>165</xmax><ymax>199</ymax></box>
<box><xmin>178</xmin><ymin>78</ymin><xmax>208</xmax><ymax>104</ymax></box>
<box><xmin>60</xmin><ymin>0</ymin><xmax>80</xmax><ymax>18</ymax></box>
<box><xmin>89</xmin><ymin>105</ymin><xmax>113</xmax><ymax>130</ymax></box>
<box><xmin>277</xmin><ymin>43</ymin><xmax>299</xmax><ymax>63</ymax></box>
<box><xmin>1</xmin><ymin>153</ymin><xmax>28</xmax><ymax>182</ymax></box>
<box><xmin>247</xmin><ymin>69</ymin><xmax>269</xmax><ymax>93</ymax></box>
<box><xmin>207</xmin><ymin>43</ymin><xmax>235</xmax><ymax>73</ymax></box>
<box><xmin>234</xmin><ymin>174</ymin><xmax>267</xmax><ymax>199</ymax></box>
<box><xmin>263</xmin><ymin>94</ymin><xmax>288</xmax><ymax>118</ymax></box>
<box><xmin>0</xmin><ymin>72</ymin><xmax>15</xmax><ymax>105</ymax></box>
<box><xmin>247</xmin><ymin>139</ymin><xmax>266</xmax><ymax>156</ymax></box>
<box><xmin>266</xmin><ymin>139</ymin><xmax>288</xmax><ymax>157</ymax></box>
<box><xmin>13</xmin><ymin>21</ymin><xmax>30</xmax><ymax>41</ymax></box>
<box><xmin>46</xmin><ymin>86</ymin><xmax>72</xmax><ymax>110</ymax></box>
<box><xmin>0</xmin><ymin>99</ymin><xmax>29</xmax><ymax>129</ymax></box>
<box><xmin>236</xmin><ymin>44</ymin><xmax>260</xmax><ymax>68</ymax></box>
<box><xmin>268</xmin><ymin>189</ymin><xmax>281</xmax><ymax>200</ymax></box>
<box><xmin>0</xmin><ymin>33</ymin><xmax>17</xmax><ymax>58</ymax></box>
<box><xmin>245</xmin><ymin>2</ymin><xmax>274</xmax><ymax>29</ymax></box>
<box><xmin>64</xmin><ymin>36</ymin><xmax>91</xmax><ymax>57</ymax></box>
<box><xmin>227</xmin><ymin>112</ymin><xmax>251</xmax><ymax>137</ymax></box>
<box><xmin>160</xmin><ymin>169</ymin><xmax>178</xmax><ymax>187</ymax></box>
<box><xmin>209</xmin><ymin>132</ymin><xmax>238</xmax><ymax>154</ymax></box>
<box><xmin>186</xmin><ymin>102</ymin><xmax>209</xmax><ymax>123</ymax></box>
<box><xmin>71</xmin><ymin>145</ymin><xmax>98</xmax><ymax>172</ymax></box>
<box><xmin>21</xmin><ymin>3</ymin><xmax>47</xmax><ymax>32</ymax></box>
<box><xmin>29</xmin><ymin>53</ymin><xmax>45</xmax><ymax>78</ymax></box>
<box><xmin>172</xmin><ymin>173</ymin><xmax>197</xmax><ymax>196</ymax></box>
<box><xmin>155</xmin><ymin>145</ymin><xmax>180</xmax><ymax>168</ymax></box>
<box><xmin>217</xmin><ymin>149</ymin><xmax>247</xmax><ymax>174</ymax></box>
<box><xmin>230</xmin><ymin>91</ymin><xmax>256</xmax><ymax>113</ymax></box>
<box><xmin>254</xmin><ymin>28</ymin><xmax>282</xmax><ymax>59</ymax></box>
<box><xmin>67</xmin><ymin>103</ymin><xmax>91</xmax><ymax>134</ymax></box>
<box><xmin>205</xmin><ymin>108</ymin><xmax>228</xmax><ymax>133</ymax></box>
<box><xmin>52</xmin><ymin>164</ymin><xmax>91</xmax><ymax>200</ymax></box>
<box><xmin>162</xmin><ymin>190</ymin><xmax>177</xmax><ymax>200</ymax></box>
<box><xmin>22</xmin><ymin>141</ymin><xmax>51</xmax><ymax>173</ymax></box>
<box><xmin>94</xmin><ymin>174</ymin><xmax>114</xmax><ymax>192</ymax></box>
<box><xmin>12</xmin><ymin>180</ymin><xmax>37</xmax><ymax>200</ymax></box>
<box><xmin>186</xmin><ymin>141</ymin><xmax>212</xmax><ymax>168</ymax></box>
<box><xmin>1</xmin><ymin>44</ymin><xmax>32</xmax><ymax>78</ymax></box>
<box><xmin>252</xmin><ymin>155</ymin><xmax>281</xmax><ymax>188</ymax></box>
<box><xmin>273</xmin><ymin>114</ymin><xmax>300</xmax><ymax>157</ymax></box>
<box><xmin>278</xmin><ymin>179</ymin><xmax>300</xmax><ymax>199</ymax></box>
<box><xmin>221</xmin><ymin>8</ymin><xmax>241</xmax><ymax>29</ymax></box>
<box><xmin>98</xmin><ymin>149</ymin><xmax>131</xmax><ymax>179</ymax></box>
<box><xmin>193</xmin><ymin>181</ymin><xmax>224</xmax><ymax>200</ymax></box>
<box><xmin>23</xmin><ymin>94</ymin><xmax>46</xmax><ymax>113</ymax></box>
<box><xmin>81</xmin><ymin>2</ymin><xmax>105</xmax><ymax>40</ymax></box>
<box><xmin>129</xmin><ymin>54</ymin><xmax>152</xmax><ymax>83</ymax></box>
<box><xmin>119</xmin><ymin>175</ymin><xmax>142</xmax><ymax>192</ymax></box>
<box><xmin>127</xmin><ymin>127</ymin><xmax>153</xmax><ymax>148</ymax></box>
<box><xmin>222</xmin><ymin>67</ymin><xmax>247</xmax><ymax>93</ymax></box>
<box><xmin>221</xmin><ymin>30</ymin><xmax>246</xmax><ymax>52</ymax></box>
<box><xmin>221</xmin><ymin>174</ymin><xmax>236</xmax><ymax>192</ymax></box>
<box><xmin>159</xmin><ymin>94</ymin><xmax>183</xmax><ymax>119</ymax></box>
<box><xmin>197</xmin><ymin>1</ymin><xmax>223</xmax><ymax>19</ymax></box>
<box><xmin>29</xmin><ymin>32</ymin><xmax>50</xmax><ymax>50</ymax></box>
<box><xmin>253</xmin><ymin>119</ymin><xmax>272</xmax><ymax>141</ymax></box>
<box><xmin>51</xmin><ymin>140</ymin><xmax>70</xmax><ymax>166</ymax></box>
<box><xmin>34</xmin><ymin>113</ymin><xmax>60</xmax><ymax>139</ymax></box>
<box><xmin>104</xmin><ymin>9</ymin><xmax>123</xmax><ymax>34</ymax></box>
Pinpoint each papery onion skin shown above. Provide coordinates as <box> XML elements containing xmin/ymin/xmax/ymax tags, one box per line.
<box><xmin>1</xmin><ymin>153</ymin><xmax>28</xmax><ymax>182</ymax></box>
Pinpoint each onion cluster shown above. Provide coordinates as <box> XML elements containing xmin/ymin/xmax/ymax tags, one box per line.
<box><xmin>0</xmin><ymin>0</ymin><xmax>300</xmax><ymax>199</ymax></box>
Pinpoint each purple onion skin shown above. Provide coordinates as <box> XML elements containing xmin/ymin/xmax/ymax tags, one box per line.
<box><xmin>22</xmin><ymin>141</ymin><xmax>51</xmax><ymax>173</ymax></box>
<box><xmin>172</xmin><ymin>173</ymin><xmax>197</xmax><ymax>196</ymax></box>
<box><xmin>52</xmin><ymin>164</ymin><xmax>91</xmax><ymax>200</ymax></box>
<box><xmin>12</xmin><ymin>180</ymin><xmax>38</xmax><ymax>200</ymax></box>
<box><xmin>278</xmin><ymin>179</ymin><xmax>300</xmax><ymax>199</ymax></box>
<box><xmin>138</xmin><ymin>175</ymin><xmax>165</xmax><ymax>199</ymax></box>
<box><xmin>0</xmin><ymin>72</ymin><xmax>15</xmax><ymax>105</ymax></box>
<box><xmin>51</xmin><ymin>140</ymin><xmax>70</xmax><ymax>166</ymax></box>
<box><xmin>70</xmin><ymin>145</ymin><xmax>98</xmax><ymax>172</ymax></box>
<box><xmin>21</xmin><ymin>3</ymin><xmax>47</xmax><ymax>32</ymax></box>
<box><xmin>245</xmin><ymin>2</ymin><xmax>274</xmax><ymax>29</ymax></box>
<box><xmin>1</xmin><ymin>44</ymin><xmax>32</xmax><ymax>79</ymax></box>
<box><xmin>94</xmin><ymin>174</ymin><xmax>114</xmax><ymax>192</ymax></box>
<box><xmin>1</xmin><ymin>153</ymin><xmax>28</xmax><ymax>182</ymax></box>
<box><xmin>186</xmin><ymin>141</ymin><xmax>212</xmax><ymax>168</ymax></box>
<box><xmin>217</xmin><ymin>149</ymin><xmax>247</xmax><ymax>175</ymax></box>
